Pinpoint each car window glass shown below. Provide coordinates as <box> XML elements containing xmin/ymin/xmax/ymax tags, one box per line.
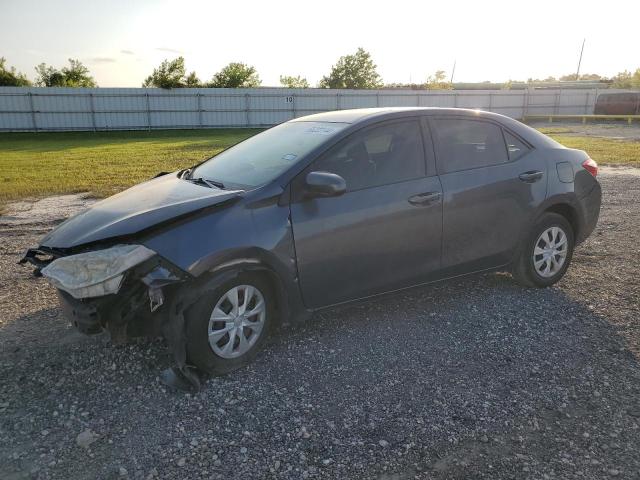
<box><xmin>192</xmin><ymin>121</ymin><xmax>349</xmax><ymax>188</ymax></box>
<box><xmin>503</xmin><ymin>130</ymin><xmax>531</xmax><ymax>161</ymax></box>
<box><xmin>365</xmin><ymin>133</ymin><xmax>393</xmax><ymax>154</ymax></box>
<box><xmin>313</xmin><ymin>121</ymin><xmax>425</xmax><ymax>191</ymax></box>
<box><xmin>432</xmin><ymin>118</ymin><xmax>509</xmax><ymax>174</ymax></box>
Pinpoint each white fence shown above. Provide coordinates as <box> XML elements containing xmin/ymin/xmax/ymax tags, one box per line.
<box><xmin>0</xmin><ymin>86</ymin><xmax>616</xmax><ymax>132</ymax></box>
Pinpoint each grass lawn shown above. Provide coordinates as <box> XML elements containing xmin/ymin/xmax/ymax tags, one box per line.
<box><xmin>0</xmin><ymin>129</ymin><xmax>261</xmax><ymax>209</ymax></box>
<box><xmin>544</xmin><ymin>135</ymin><xmax>640</xmax><ymax>166</ymax></box>
<box><xmin>0</xmin><ymin>127</ymin><xmax>638</xmax><ymax>210</ymax></box>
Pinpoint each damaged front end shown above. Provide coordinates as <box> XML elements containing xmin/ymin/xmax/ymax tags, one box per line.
<box><xmin>21</xmin><ymin>244</ymin><xmax>188</xmax><ymax>341</ymax></box>
<box><xmin>21</xmin><ymin>243</ymin><xmax>211</xmax><ymax>391</ymax></box>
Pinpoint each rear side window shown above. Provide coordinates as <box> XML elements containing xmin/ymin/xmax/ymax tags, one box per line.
<box><xmin>313</xmin><ymin>120</ymin><xmax>425</xmax><ymax>191</ymax></box>
<box><xmin>504</xmin><ymin>130</ymin><xmax>531</xmax><ymax>161</ymax></box>
<box><xmin>432</xmin><ymin>118</ymin><xmax>509</xmax><ymax>174</ymax></box>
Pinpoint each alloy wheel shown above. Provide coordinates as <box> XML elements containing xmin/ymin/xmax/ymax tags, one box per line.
<box><xmin>533</xmin><ymin>226</ymin><xmax>568</xmax><ymax>278</ymax></box>
<box><xmin>207</xmin><ymin>285</ymin><xmax>266</xmax><ymax>359</ymax></box>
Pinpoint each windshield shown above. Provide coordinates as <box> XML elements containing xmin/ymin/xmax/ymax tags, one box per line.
<box><xmin>191</xmin><ymin>121</ymin><xmax>349</xmax><ymax>188</ymax></box>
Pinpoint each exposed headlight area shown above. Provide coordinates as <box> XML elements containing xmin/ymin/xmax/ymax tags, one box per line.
<box><xmin>40</xmin><ymin>244</ymin><xmax>157</xmax><ymax>299</ymax></box>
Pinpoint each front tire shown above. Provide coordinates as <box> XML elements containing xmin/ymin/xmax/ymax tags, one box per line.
<box><xmin>512</xmin><ymin>212</ymin><xmax>575</xmax><ymax>288</ymax></box>
<box><xmin>185</xmin><ymin>273</ymin><xmax>274</xmax><ymax>375</ymax></box>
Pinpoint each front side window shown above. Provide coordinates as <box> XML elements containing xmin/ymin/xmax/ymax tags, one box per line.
<box><xmin>432</xmin><ymin>118</ymin><xmax>509</xmax><ymax>174</ymax></box>
<box><xmin>191</xmin><ymin>121</ymin><xmax>349</xmax><ymax>188</ymax></box>
<box><xmin>313</xmin><ymin>120</ymin><xmax>425</xmax><ymax>191</ymax></box>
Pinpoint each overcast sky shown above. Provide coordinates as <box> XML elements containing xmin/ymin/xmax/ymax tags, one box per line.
<box><xmin>1</xmin><ymin>0</ymin><xmax>638</xmax><ymax>87</ymax></box>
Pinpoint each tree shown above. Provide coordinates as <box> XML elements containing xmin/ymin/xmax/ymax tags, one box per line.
<box><xmin>35</xmin><ymin>59</ymin><xmax>96</xmax><ymax>87</ymax></box>
<box><xmin>35</xmin><ymin>64</ymin><xmax>65</xmax><ymax>86</ymax></box>
<box><xmin>559</xmin><ymin>73</ymin><xmax>603</xmax><ymax>81</ymax></box>
<box><xmin>184</xmin><ymin>71</ymin><xmax>201</xmax><ymax>87</ymax></box>
<box><xmin>0</xmin><ymin>58</ymin><xmax>31</xmax><ymax>86</ymax></box>
<box><xmin>383</xmin><ymin>82</ymin><xmax>425</xmax><ymax>90</ymax></box>
<box><xmin>526</xmin><ymin>76</ymin><xmax>557</xmax><ymax>83</ymax></box>
<box><xmin>143</xmin><ymin>57</ymin><xmax>201</xmax><ymax>88</ymax></box>
<box><xmin>279</xmin><ymin>75</ymin><xmax>309</xmax><ymax>88</ymax></box>
<box><xmin>611</xmin><ymin>69</ymin><xmax>640</xmax><ymax>89</ymax></box>
<box><xmin>208</xmin><ymin>63</ymin><xmax>261</xmax><ymax>88</ymax></box>
<box><xmin>424</xmin><ymin>70</ymin><xmax>452</xmax><ymax>90</ymax></box>
<box><xmin>62</xmin><ymin>59</ymin><xmax>97</xmax><ymax>87</ymax></box>
<box><xmin>319</xmin><ymin>48</ymin><xmax>383</xmax><ymax>89</ymax></box>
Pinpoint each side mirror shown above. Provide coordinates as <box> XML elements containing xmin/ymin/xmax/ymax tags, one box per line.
<box><xmin>304</xmin><ymin>171</ymin><xmax>347</xmax><ymax>198</ymax></box>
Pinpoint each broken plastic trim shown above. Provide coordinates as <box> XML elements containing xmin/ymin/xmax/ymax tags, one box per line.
<box><xmin>40</xmin><ymin>244</ymin><xmax>156</xmax><ymax>299</ymax></box>
<box><xmin>141</xmin><ymin>266</ymin><xmax>182</xmax><ymax>313</ymax></box>
<box><xmin>159</xmin><ymin>366</ymin><xmax>204</xmax><ymax>393</ymax></box>
<box><xmin>19</xmin><ymin>248</ymin><xmax>58</xmax><ymax>275</ymax></box>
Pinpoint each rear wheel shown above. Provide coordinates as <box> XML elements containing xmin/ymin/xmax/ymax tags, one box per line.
<box><xmin>185</xmin><ymin>273</ymin><xmax>274</xmax><ymax>375</ymax></box>
<box><xmin>512</xmin><ymin>213</ymin><xmax>575</xmax><ymax>288</ymax></box>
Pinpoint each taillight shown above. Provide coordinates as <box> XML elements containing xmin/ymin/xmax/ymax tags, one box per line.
<box><xmin>582</xmin><ymin>158</ymin><xmax>598</xmax><ymax>177</ymax></box>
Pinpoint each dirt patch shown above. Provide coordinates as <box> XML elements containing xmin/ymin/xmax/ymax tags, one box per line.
<box><xmin>0</xmin><ymin>193</ymin><xmax>96</xmax><ymax>228</ymax></box>
<box><xmin>600</xmin><ymin>165</ymin><xmax>640</xmax><ymax>176</ymax></box>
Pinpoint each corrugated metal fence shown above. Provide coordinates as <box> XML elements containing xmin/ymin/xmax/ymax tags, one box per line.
<box><xmin>0</xmin><ymin>86</ymin><xmax>618</xmax><ymax>132</ymax></box>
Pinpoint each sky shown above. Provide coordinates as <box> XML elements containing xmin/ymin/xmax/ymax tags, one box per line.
<box><xmin>1</xmin><ymin>0</ymin><xmax>639</xmax><ymax>88</ymax></box>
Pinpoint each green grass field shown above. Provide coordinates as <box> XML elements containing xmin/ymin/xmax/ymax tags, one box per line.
<box><xmin>0</xmin><ymin>128</ymin><xmax>638</xmax><ymax>211</ymax></box>
<box><xmin>0</xmin><ymin>129</ymin><xmax>261</xmax><ymax>208</ymax></box>
<box><xmin>542</xmin><ymin>135</ymin><xmax>640</xmax><ymax>166</ymax></box>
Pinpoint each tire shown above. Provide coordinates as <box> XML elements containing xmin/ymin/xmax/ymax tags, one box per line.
<box><xmin>185</xmin><ymin>272</ymin><xmax>275</xmax><ymax>375</ymax></box>
<box><xmin>512</xmin><ymin>212</ymin><xmax>575</xmax><ymax>288</ymax></box>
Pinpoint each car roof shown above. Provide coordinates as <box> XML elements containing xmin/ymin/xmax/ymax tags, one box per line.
<box><xmin>289</xmin><ymin>107</ymin><xmax>506</xmax><ymax>124</ymax></box>
<box><xmin>289</xmin><ymin>107</ymin><xmax>560</xmax><ymax>149</ymax></box>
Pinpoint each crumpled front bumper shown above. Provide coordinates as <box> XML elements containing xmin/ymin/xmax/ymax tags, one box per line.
<box><xmin>21</xmin><ymin>245</ymin><xmax>189</xmax><ymax>339</ymax></box>
<box><xmin>53</xmin><ymin>260</ymin><xmax>181</xmax><ymax>340</ymax></box>
<box><xmin>57</xmin><ymin>289</ymin><xmax>105</xmax><ymax>335</ymax></box>
<box><xmin>20</xmin><ymin>245</ymin><xmax>216</xmax><ymax>392</ymax></box>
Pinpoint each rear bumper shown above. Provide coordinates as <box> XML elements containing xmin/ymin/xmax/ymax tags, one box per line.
<box><xmin>576</xmin><ymin>182</ymin><xmax>602</xmax><ymax>244</ymax></box>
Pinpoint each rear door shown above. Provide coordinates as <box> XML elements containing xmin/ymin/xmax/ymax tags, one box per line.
<box><xmin>429</xmin><ymin>116</ymin><xmax>547</xmax><ymax>273</ymax></box>
<box><xmin>290</xmin><ymin>119</ymin><xmax>443</xmax><ymax>308</ymax></box>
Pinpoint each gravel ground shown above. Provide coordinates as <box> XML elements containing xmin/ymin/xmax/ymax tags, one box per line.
<box><xmin>1</xmin><ymin>168</ymin><xmax>639</xmax><ymax>480</ymax></box>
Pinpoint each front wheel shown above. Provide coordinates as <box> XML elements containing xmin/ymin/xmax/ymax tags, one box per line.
<box><xmin>185</xmin><ymin>273</ymin><xmax>274</xmax><ymax>375</ymax></box>
<box><xmin>512</xmin><ymin>213</ymin><xmax>575</xmax><ymax>288</ymax></box>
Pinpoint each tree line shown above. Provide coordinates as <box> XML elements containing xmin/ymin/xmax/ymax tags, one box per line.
<box><xmin>1</xmin><ymin>49</ymin><xmax>640</xmax><ymax>89</ymax></box>
<box><xmin>138</xmin><ymin>48</ymin><xmax>382</xmax><ymax>89</ymax></box>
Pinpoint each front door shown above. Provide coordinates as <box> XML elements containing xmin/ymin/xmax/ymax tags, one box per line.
<box><xmin>290</xmin><ymin>119</ymin><xmax>443</xmax><ymax>308</ymax></box>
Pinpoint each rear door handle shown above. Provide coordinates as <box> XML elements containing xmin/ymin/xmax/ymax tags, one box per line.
<box><xmin>519</xmin><ymin>170</ymin><xmax>544</xmax><ymax>183</ymax></box>
<box><xmin>408</xmin><ymin>191</ymin><xmax>441</xmax><ymax>206</ymax></box>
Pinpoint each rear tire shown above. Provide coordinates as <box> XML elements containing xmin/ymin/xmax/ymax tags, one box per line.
<box><xmin>512</xmin><ymin>213</ymin><xmax>575</xmax><ymax>288</ymax></box>
<box><xmin>185</xmin><ymin>273</ymin><xmax>275</xmax><ymax>375</ymax></box>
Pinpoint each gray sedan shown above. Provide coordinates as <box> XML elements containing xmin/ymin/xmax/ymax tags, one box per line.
<box><xmin>22</xmin><ymin>108</ymin><xmax>602</xmax><ymax>390</ymax></box>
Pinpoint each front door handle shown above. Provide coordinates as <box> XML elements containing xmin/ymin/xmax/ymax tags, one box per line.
<box><xmin>519</xmin><ymin>170</ymin><xmax>544</xmax><ymax>183</ymax></box>
<box><xmin>408</xmin><ymin>191</ymin><xmax>441</xmax><ymax>206</ymax></box>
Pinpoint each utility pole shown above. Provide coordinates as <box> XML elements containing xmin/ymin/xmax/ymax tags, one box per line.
<box><xmin>450</xmin><ymin>60</ymin><xmax>456</xmax><ymax>84</ymax></box>
<box><xmin>575</xmin><ymin>38</ymin><xmax>585</xmax><ymax>81</ymax></box>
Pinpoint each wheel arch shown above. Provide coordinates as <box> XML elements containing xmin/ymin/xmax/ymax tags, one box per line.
<box><xmin>542</xmin><ymin>202</ymin><xmax>580</xmax><ymax>240</ymax></box>
<box><xmin>531</xmin><ymin>191</ymin><xmax>584</xmax><ymax>240</ymax></box>
<box><xmin>191</xmin><ymin>247</ymin><xmax>309</xmax><ymax>327</ymax></box>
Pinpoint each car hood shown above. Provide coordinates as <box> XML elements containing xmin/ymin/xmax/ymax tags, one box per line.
<box><xmin>40</xmin><ymin>172</ymin><xmax>242</xmax><ymax>249</ymax></box>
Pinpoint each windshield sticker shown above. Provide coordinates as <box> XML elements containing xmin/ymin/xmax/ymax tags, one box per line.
<box><xmin>304</xmin><ymin>126</ymin><xmax>337</xmax><ymax>135</ymax></box>
<box><xmin>282</xmin><ymin>153</ymin><xmax>298</xmax><ymax>161</ymax></box>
